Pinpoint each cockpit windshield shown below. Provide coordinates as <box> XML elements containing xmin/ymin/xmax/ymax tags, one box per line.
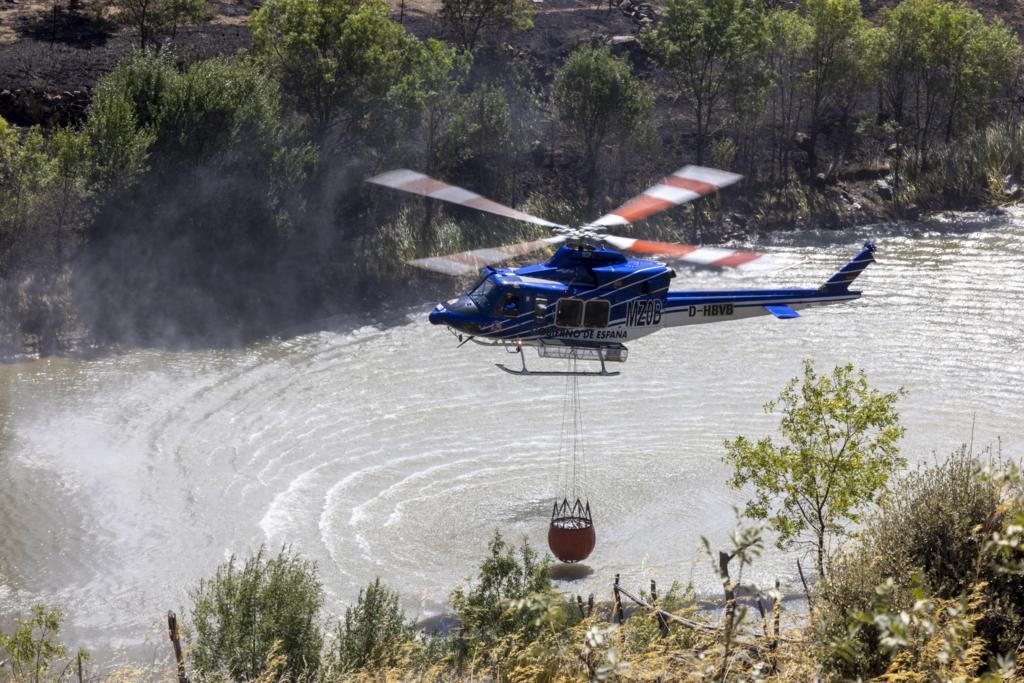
<box><xmin>469</xmin><ymin>277</ymin><xmax>498</xmax><ymax>308</ymax></box>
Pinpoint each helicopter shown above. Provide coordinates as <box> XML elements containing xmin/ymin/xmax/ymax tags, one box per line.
<box><xmin>368</xmin><ymin>165</ymin><xmax>875</xmax><ymax>377</ymax></box>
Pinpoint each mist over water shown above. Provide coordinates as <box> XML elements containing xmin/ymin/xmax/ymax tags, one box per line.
<box><xmin>2</xmin><ymin>210</ymin><xmax>1023</xmax><ymax>664</ymax></box>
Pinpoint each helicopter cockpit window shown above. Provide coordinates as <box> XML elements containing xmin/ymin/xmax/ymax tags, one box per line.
<box><xmin>583</xmin><ymin>300</ymin><xmax>610</xmax><ymax>328</ymax></box>
<box><xmin>469</xmin><ymin>277</ymin><xmax>497</xmax><ymax>308</ymax></box>
<box><xmin>555</xmin><ymin>298</ymin><xmax>584</xmax><ymax>327</ymax></box>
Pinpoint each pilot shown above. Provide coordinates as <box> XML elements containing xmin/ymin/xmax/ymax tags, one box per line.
<box><xmin>501</xmin><ymin>293</ymin><xmax>520</xmax><ymax>317</ymax></box>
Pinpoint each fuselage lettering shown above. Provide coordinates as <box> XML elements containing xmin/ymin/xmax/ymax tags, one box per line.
<box><xmin>627</xmin><ymin>299</ymin><xmax>663</xmax><ymax>327</ymax></box>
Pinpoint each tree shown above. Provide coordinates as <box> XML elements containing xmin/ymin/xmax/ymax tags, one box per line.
<box><xmin>723</xmin><ymin>360</ymin><xmax>906</xmax><ymax>577</ymax></box>
<box><xmin>115</xmin><ymin>0</ymin><xmax>207</xmax><ymax>50</ymax></box>
<box><xmin>874</xmin><ymin>0</ymin><xmax>1019</xmax><ymax>164</ymax></box>
<box><xmin>387</xmin><ymin>37</ymin><xmax>471</xmax><ymax>172</ymax></box>
<box><xmin>0</xmin><ymin>604</ymin><xmax>87</xmax><ymax>683</ymax></box>
<box><xmin>251</xmin><ymin>0</ymin><xmax>421</xmax><ymax>135</ymax></box>
<box><xmin>763</xmin><ymin>9</ymin><xmax>811</xmax><ymax>180</ymax></box>
<box><xmin>646</xmin><ymin>0</ymin><xmax>766</xmax><ymax>165</ymax></box>
<box><xmin>332</xmin><ymin>578</ymin><xmax>414</xmax><ymax>672</ymax></box>
<box><xmin>450</xmin><ymin>531</ymin><xmax>551</xmax><ymax>651</ymax></box>
<box><xmin>439</xmin><ymin>84</ymin><xmax>514</xmax><ymax>191</ymax></box>
<box><xmin>438</xmin><ymin>0</ymin><xmax>533</xmax><ymax>52</ymax></box>
<box><xmin>189</xmin><ymin>546</ymin><xmax>324</xmax><ymax>680</ymax></box>
<box><xmin>81</xmin><ymin>80</ymin><xmax>153</xmax><ymax>196</ymax></box>
<box><xmin>797</xmin><ymin>0</ymin><xmax>872</xmax><ymax>171</ymax></box>
<box><xmin>552</xmin><ymin>45</ymin><xmax>653</xmax><ymax>209</ymax></box>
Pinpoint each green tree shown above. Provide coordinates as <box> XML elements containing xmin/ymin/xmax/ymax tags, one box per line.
<box><xmin>646</xmin><ymin>0</ymin><xmax>766</xmax><ymax>165</ymax></box>
<box><xmin>251</xmin><ymin>0</ymin><xmax>420</xmax><ymax>134</ymax></box>
<box><xmin>81</xmin><ymin>81</ymin><xmax>153</xmax><ymax>196</ymax></box>
<box><xmin>189</xmin><ymin>546</ymin><xmax>324</xmax><ymax>680</ymax></box>
<box><xmin>723</xmin><ymin>360</ymin><xmax>906</xmax><ymax>577</ymax></box>
<box><xmin>439</xmin><ymin>83</ymin><xmax>514</xmax><ymax>191</ymax></box>
<box><xmin>874</xmin><ymin>0</ymin><xmax>1020</xmax><ymax>164</ymax></box>
<box><xmin>552</xmin><ymin>45</ymin><xmax>653</xmax><ymax>208</ymax></box>
<box><xmin>438</xmin><ymin>0</ymin><xmax>533</xmax><ymax>52</ymax></box>
<box><xmin>332</xmin><ymin>578</ymin><xmax>414</xmax><ymax>672</ymax></box>
<box><xmin>450</xmin><ymin>531</ymin><xmax>552</xmax><ymax>652</ymax></box>
<box><xmin>387</xmin><ymin>37</ymin><xmax>471</xmax><ymax>172</ymax></box>
<box><xmin>115</xmin><ymin>0</ymin><xmax>207</xmax><ymax>50</ymax></box>
<box><xmin>0</xmin><ymin>604</ymin><xmax>86</xmax><ymax>683</ymax></box>
<box><xmin>764</xmin><ymin>9</ymin><xmax>811</xmax><ymax>180</ymax></box>
<box><xmin>797</xmin><ymin>0</ymin><xmax>872</xmax><ymax>170</ymax></box>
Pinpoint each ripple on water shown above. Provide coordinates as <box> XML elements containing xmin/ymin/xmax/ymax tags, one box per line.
<box><xmin>2</xmin><ymin>220</ymin><xmax>1024</xmax><ymax>661</ymax></box>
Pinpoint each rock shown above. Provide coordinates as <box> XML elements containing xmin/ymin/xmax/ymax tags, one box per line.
<box><xmin>904</xmin><ymin>204</ymin><xmax>921</xmax><ymax>219</ymax></box>
<box><xmin>885</xmin><ymin>142</ymin><xmax>900</xmax><ymax>157</ymax></box>
<box><xmin>1004</xmin><ymin>175</ymin><xmax>1021</xmax><ymax>199</ymax></box>
<box><xmin>874</xmin><ymin>179</ymin><xmax>893</xmax><ymax>200</ymax></box>
<box><xmin>530</xmin><ymin>140</ymin><xmax>546</xmax><ymax>166</ymax></box>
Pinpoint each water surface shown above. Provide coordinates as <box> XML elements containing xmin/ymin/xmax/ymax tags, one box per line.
<box><xmin>2</xmin><ymin>210</ymin><xmax>1023</xmax><ymax>662</ymax></box>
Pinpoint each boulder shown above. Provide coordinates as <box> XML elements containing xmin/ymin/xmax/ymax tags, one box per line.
<box><xmin>874</xmin><ymin>178</ymin><xmax>893</xmax><ymax>200</ymax></box>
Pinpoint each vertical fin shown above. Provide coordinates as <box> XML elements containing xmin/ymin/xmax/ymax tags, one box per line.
<box><xmin>820</xmin><ymin>243</ymin><xmax>876</xmax><ymax>293</ymax></box>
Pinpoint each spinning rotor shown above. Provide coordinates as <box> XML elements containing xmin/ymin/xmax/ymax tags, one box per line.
<box><xmin>367</xmin><ymin>165</ymin><xmax>764</xmax><ymax>275</ymax></box>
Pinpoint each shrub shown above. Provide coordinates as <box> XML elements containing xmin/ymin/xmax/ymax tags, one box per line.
<box><xmin>724</xmin><ymin>359</ymin><xmax>906</xmax><ymax>577</ymax></box>
<box><xmin>438</xmin><ymin>0</ymin><xmax>533</xmax><ymax>52</ymax></box>
<box><xmin>115</xmin><ymin>0</ymin><xmax>208</xmax><ymax>50</ymax></box>
<box><xmin>818</xmin><ymin>447</ymin><xmax>1024</xmax><ymax>677</ymax></box>
<box><xmin>0</xmin><ymin>604</ymin><xmax>87</xmax><ymax>683</ymax></box>
<box><xmin>450</xmin><ymin>531</ymin><xmax>552</xmax><ymax>654</ymax></box>
<box><xmin>331</xmin><ymin>578</ymin><xmax>414</xmax><ymax>672</ymax></box>
<box><xmin>188</xmin><ymin>545</ymin><xmax>324</xmax><ymax>680</ymax></box>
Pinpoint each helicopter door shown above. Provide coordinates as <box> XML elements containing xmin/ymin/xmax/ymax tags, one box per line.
<box><xmin>555</xmin><ymin>298</ymin><xmax>584</xmax><ymax>327</ymax></box>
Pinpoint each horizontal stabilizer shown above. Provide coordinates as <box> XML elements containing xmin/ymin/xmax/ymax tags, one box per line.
<box><xmin>765</xmin><ymin>304</ymin><xmax>800</xmax><ymax>319</ymax></box>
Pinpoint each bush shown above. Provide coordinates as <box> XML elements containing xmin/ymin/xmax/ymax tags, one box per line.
<box><xmin>188</xmin><ymin>546</ymin><xmax>324</xmax><ymax>680</ymax></box>
<box><xmin>450</xmin><ymin>531</ymin><xmax>552</xmax><ymax>653</ymax></box>
<box><xmin>818</xmin><ymin>447</ymin><xmax>1024</xmax><ymax>677</ymax></box>
<box><xmin>0</xmin><ymin>604</ymin><xmax>87</xmax><ymax>683</ymax></box>
<box><xmin>902</xmin><ymin>121</ymin><xmax>1024</xmax><ymax>208</ymax></box>
<box><xmin>331</xmin><ymin>578</ymin><xmax>414</xmax><ymax>673</ymax></box>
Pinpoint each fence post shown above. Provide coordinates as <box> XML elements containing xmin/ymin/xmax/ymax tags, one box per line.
<box><xmin>167</xmin><ymin>610</ymin><xmax>188</xmax><ymax>683</ymax></box>
<box><xmin>651</xmin><ymin>579</ymin><xmax>669</xmax><ymax>637</ymax></box>
<box><xmin>613</xmin><ymin>574</ymin><xmax>625</xmax><ymax>624</ymax></box>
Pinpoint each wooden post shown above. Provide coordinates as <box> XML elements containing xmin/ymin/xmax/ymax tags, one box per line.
<box><xmin>770</xmin><ymin>579</ymin><xmax>782</xmax><ymax>672</ymax></box>
<box><xmin>718</xmin><ymin>552</ymin><xmax>737</xmax><ymax>683</ymax></box>
<box><xmin>613</xmin><ymin>574</ymin><xmax>624</xmax><ymax>624</ymax></box>
<box><xmin>587</xmin><ymin>593</ymin><xmax>595</xmax><ymax>617</ymax></box>
<box><xmin>651</xmin><ymin>579</ymin><xmax>669</xmax><ymax>637</ymax></box>
<box><xmin>167</xmin><ymin>611</ymin><xmax>188</xmax><ymax>683</ymax></box>
<box><xmin>576</xmin><ymin>595</ymin><xmax>586</xmax><ymax>619</ymax></box>
<box><xmin>77</xmin><ymin>652</ymin><xmax>83</xmax><ymax>683</ymax></box>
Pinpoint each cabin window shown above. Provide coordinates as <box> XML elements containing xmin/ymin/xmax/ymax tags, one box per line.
<box><xmin>584</xmin><ymin>300</ymin><xmax>610</xmax><ymax>328</ymax></box>
<box><xmin>555</xmin><ymin>298</ymin><xmax>584</xmax><ymax>327</ymax></box>
<box><xmin>497</xmin><ymin>292</ymin><xmax>521</xmax><ymax>318</ymax></box>
<box><xmin>534</xmin><ymin>297</ymin><xmax>549</xmax><ymax>321</ymax></box>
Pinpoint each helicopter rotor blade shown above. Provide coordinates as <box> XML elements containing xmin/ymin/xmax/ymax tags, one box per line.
<box><xmin>368</xmin><ymin>169</ymin><xmax>565</xmax><ymax>229</ymax></box>
<box><xmin>601</xmin><ymin>235</ymin><xmax>764</xmax><ymax>269</ymax></box>
<box><xmin>587</xmin><ymin>166</ymin><xmax>743</xmax><ymax>229</ymax></box>
<box><xmin>409</xmin><ymin>236</ymin><xmax>567</xmax><ymax>275</ymax></box>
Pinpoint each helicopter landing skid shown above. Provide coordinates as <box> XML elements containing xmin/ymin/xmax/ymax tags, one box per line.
<box><xmin>495</xmin><ymin>343</ymin><xmax>624</xmax><ymax>377</ymax></box>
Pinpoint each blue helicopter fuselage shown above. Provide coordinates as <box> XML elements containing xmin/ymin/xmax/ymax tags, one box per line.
<box><xmin>429</xmin><ymin>243</ymin><xmax>875</xmax><ymax>347</ymax></box>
